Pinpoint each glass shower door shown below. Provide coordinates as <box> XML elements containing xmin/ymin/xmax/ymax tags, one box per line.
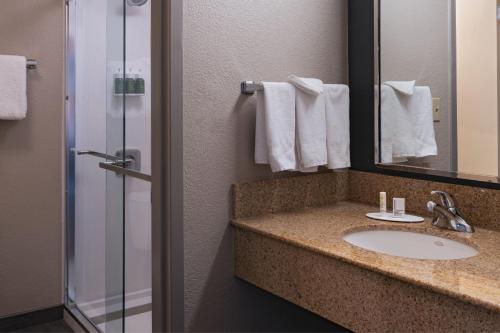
<box><xmin>99</xmin><ymin>1</ymin><xmax>153</xmax><ymax>332</ymax></box>
<box><xmin>102</xmin><ymin>0</ymin><xmax>127</xmax><ymax>331</ymax></box>
<box><xmin>66</xmin><ymin>0</ymin><xmax>151</xmax><ymax>332</ymax></box>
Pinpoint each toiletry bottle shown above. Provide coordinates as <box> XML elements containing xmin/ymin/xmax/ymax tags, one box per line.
<box><xmin>393</xmin><ymin>198</ymin><xmax>406</xmax><ymax>216</ymax></box>
<box><xmin>380</xmin><ymin>192</ymin><xmax>387</xmax><ymax>214</ymax></box>
<box><xmin>114</xmin><ymin>69</ymin><xmax>124</xmax><ymax>95</ymax></box>
<box><xmin>135</xmin><ymin>70</ymin><xmax>145</xmax><ymax>95</ymax></box>
<box><xmin>125</xmin><ymin>69</ymin><xmax>136</xmax><ymax>95</ymax></box>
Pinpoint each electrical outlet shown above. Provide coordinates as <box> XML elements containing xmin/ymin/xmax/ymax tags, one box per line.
<box><xmin>433</xmin><ymin>98</ymin><xmax>441</xmax><ymax>122</ymax></box>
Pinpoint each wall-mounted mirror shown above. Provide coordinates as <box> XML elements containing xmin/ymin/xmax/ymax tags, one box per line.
<box><xmin>376</xmin><ymin>0</ymin><xmax>500</xmax><ymax>183</ymax></box>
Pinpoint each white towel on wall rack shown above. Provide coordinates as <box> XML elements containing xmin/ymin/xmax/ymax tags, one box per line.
<box><xmin>384</xmin><ymin>80</ymin><xmax>416</xmax><ymax>96</ymax></box>
<box><xmin>0</xmin><ymin>55</ymin><xmax>27</xmax><ymax>120</ymax></box>
<box><xmin>380</xmin><ymin>84</ymin><xmax>437</xmax><ymax>163</ymax></box>
<box><xmin>289</xmin><ymin>77</ymin><xmax>328</xmax><ymax>170</ymax></box>
<box><xmin>324</xmin><ymin>84</ymin><xmax>351</xmax><ymax>169</ymax></box>
<box><xmin>408</xmin><ymin>86</ymin><xmax>438</xmax><ymax>158</ymax></box>
<box><xmin>255</xmin><ymin>82</ymin><xmax>297</xmax><ymax>172</ymax></box>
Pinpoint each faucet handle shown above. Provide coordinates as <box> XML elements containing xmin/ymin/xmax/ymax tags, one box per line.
<box><xmin>426</xmin><ymin>201</ymin><xmax>437</xmax><ymax>212</ymax></box>
<box><xmin>431</xmin><ymin>191</ymin><xmax>456</xmax><ymax>209</ymax></box>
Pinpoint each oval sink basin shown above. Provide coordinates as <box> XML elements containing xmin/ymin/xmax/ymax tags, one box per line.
<box><xmin>343</xmin><ymin>230</ymin><xmax>478</xmax><ymax>260</ymax></box>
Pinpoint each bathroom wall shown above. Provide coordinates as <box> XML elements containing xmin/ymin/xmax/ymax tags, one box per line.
<box><xmin>380</xmin><ymin>0</ymin><xmax>453</xmax><ymax>171</ymax></box>
<box><xmin>498</xmin><ymin>0</ymin><xmax>500</xmax><ymax>178</ymax></box>
<box><xmin>183</xmin><ymin>0</ymin><xmax>348</xmax><ymax>331</ymax></box>
<box><xmin>456</xmin><ymin>0</ymin><xmax>499</xmax><ymax>177</ymax></box>
<box><xmin>0</xmin><ymin>0</ymin><xmax>65</xmax><ymax>317</ymax></box>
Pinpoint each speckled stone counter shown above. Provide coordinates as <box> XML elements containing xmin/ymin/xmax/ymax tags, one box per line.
<box><xmin>233</xmin><ymin>202</ymin><xmax>500</xmax><ymax>332</ymax></box>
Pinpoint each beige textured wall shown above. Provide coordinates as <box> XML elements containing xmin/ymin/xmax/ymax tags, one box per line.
<box><xmin>456</xmin><ymin>0</ymin><xmax>499</xmax><ymax>177</ymax></box>
<box><xmin>183</xmin><ymin>0</ymin><xmax>347</xmax><ymax>331</ymax></box>
<box><xmin>0</xmin><ymin>0</ymin><xmax>65</xmax><ymax>317</ymax></box>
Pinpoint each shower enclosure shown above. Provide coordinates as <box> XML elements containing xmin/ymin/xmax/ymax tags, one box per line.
<box><xmin>65</xmin><ymin>0</ymin><xmax>152</xmax><ymax>331</ymax></box>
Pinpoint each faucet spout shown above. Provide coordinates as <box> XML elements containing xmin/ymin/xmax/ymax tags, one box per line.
<box><xmin>427</xmin><ymin>192</ymin><xmax>474</xmax><ymax>233</ymax></box>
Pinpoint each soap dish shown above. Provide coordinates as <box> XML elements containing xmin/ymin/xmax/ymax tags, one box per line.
<box><xmin>366</xmin><ymin>212</ymin><xmax>424</xmax><ymax>223</ymax></box>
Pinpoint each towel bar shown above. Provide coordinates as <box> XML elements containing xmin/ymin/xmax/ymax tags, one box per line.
<box><xmin>26</xmin><ymin>59</ymin><xmax>37</xmax><ymax>69</ymax></box>
<box><xmin>241</xmin><ymin>81</ymin><xmax>263</xmax><ymax>95</ymax></box>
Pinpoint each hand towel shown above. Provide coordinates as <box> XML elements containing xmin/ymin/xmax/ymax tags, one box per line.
<box><xmin>0</xmin><ymin>55</ymin><xmax>27</xmax><ymax>120</ymax></box>
<box><xmin>380</xmin><ymin>85</ymin><xmax>437</xmax><ymax>163</ymax></box>
<box><xmin>384</xmin><ymin>80</ymin><xmax>416</xmax><ymax>96</ymax></box>
<box><xmin>407</xmin><ymin>86</ymin><xmax>438</xmax><ymax>157</ymax></box>
<box><xmin>288</xmin><ymin>75</ymin><xmax>324</xmax><ymax>96</ymax></box>
<box><xmin>380</xmin><ymin>85</ymin><xmax>416</xmax><ymax>162</ymax></box>
<box><xmin>289</xmin><ymin>77</ymin><xmax>327</xmax><ymax>169</ymax></box>
<box><xmin>380</xmin><ymin>85</ymin><xmax>395</xmax><ymax>163</ymax></box>
<box><xmin>254</xmin><ymin>82</ymin><xmax>297</xmax><ymax>172</ymax></box>
<box><xmin>324</xmin><ymin>84</ymin><xmax>351</xmax><ymax>169</ymax></box>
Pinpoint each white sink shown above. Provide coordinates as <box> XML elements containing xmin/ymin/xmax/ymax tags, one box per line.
<box><xmin>343</xmin><ymin>230</ymin><xmax>478</xmax><ymax>260</ymax></box>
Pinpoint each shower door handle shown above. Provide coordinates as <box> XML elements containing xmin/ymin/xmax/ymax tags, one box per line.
<box><xmin>99</xmin><ymin>161</ymin><xmax>152</xmax><ymax>182</ymax></box>
<box><xmin>78</xmin><ymin>149</ymin><xmax>151</xmax><ymax>182</ymax></box>
<box><xmin>76</xmin><ymin>150</ymin><xmax>123</xmax><ymax>162</ymax></box>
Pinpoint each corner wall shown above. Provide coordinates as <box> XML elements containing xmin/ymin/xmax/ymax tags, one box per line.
<box><xmin>456</xmin><ymin>0</ymin><xmax>499</xmax><ymax>177</ymax></box>
<box><xmin>183</xmin><ymin>0</ymin><xmax>348</xmax><ymax>331</ymax></box>
<box><xmin>0</xmin><ymin>0</ymin><xmax>65</xmax><ymax>317</ymax></box>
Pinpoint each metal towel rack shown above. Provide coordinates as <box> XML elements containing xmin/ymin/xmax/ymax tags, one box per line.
<box><xmin>26</xmin><ymin>59</ymin><xmax>37</xmax><ymax>69</ymax></box>
<box><xmin>241</xmin><ymin>81</ymin><xmax>263</xmax><ymax>95</ymax></box>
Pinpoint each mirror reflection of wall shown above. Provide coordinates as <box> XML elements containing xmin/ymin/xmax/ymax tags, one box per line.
<box><xmin>378</xmin><ymin>0</ymin><xmax>500</xmax><ymax>179</ymax></box>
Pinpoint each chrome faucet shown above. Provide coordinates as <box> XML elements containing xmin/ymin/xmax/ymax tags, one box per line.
<box><xmin>426</xmin><ymin>191</ymin><xmax>474</xmax><ymax>233</ymax></box>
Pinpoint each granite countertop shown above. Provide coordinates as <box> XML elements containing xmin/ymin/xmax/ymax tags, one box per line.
<box><xmin>232</xmin><ymin>201</ymin><xmax>500</xmax><ymax>312</ymax></box>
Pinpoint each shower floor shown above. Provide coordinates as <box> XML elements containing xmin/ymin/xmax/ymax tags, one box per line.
<box><xmin>75</xmin><ymin>289</ymin><xmax>152</xmax><ymax>332</ymax></box>
<box><xmin>97</xmin><ymin>310</ymin><xmax>152</xmax><ymax>333</ymax></box>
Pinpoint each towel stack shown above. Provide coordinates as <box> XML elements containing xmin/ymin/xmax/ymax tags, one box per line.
<box><xmin>380</xmin><ymin>81</ymin><xmax>437</xmax><ymax>164</ymax></box>
<box><xmin>0</xmin><ymin>55</ymin><xmax>28</xmax><ymax>120</ymax></box>
<box><xmin>255</xmin><ymin>75</ymin><xmax>350</xmax><ymax>173</ymax></box>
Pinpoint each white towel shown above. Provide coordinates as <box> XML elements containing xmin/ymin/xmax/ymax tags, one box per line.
<box><xmin>384</xmin><ymin>81</ymin><xmax>416</xmax><ymax>96</ymax></box>
<box><xmin>379</xmin><ymin>85</ymin><xmax>394</xmax><ymax>164</ymax></box>
<box><xmin>380</xmin><ymin>85</ymin><xmax>437</xmax><ymax>163</ymax></box>
<box><xmin>0</xmin><ymin>55</ymin><xmax>27</xmax><ymax>120</ymax></box>
<box><xmin>324</xmin><ymin>84</ymin><xmax>351</xmax><ymax>169</ymax></box>
<box><xmin>381</xmin><ymin>85</ymin><xmax>416</xmax><ymax>163</ymax></box>
<box><xmin>408</xmin><ymin>87</ymin><xmax>438</xmax><ymax>158</ymax></box>
<box><xmin>288</xmin><ymin>75</ymin><xmax>323</xmax><ymax>96</ymax></box>
<box><xmin>254</xmin><ymin>82</ymin><xmax>297</xmax><ymax>172</ymax></box>
<box><xmin>289</xmin><ymin>77</ymin><xmax>327</xmax><ymax>169</ymax></box>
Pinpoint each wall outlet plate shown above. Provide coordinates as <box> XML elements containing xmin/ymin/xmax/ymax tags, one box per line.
<box><xmin>433</xmin><ymin>98</ymin><xmax>441</xmax><ymax>122</ymax></box>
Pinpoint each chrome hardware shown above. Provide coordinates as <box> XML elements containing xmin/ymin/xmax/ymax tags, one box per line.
<box><xmin>26</xmin><ymin>59</ymin><xmax>37</xmax><ymax>69</ymax></box>
<box><xmin>115</xmin><ymin>148</ymin><xmax>141</xmax><ymax>171</ymax></box>
<box><xmin>127</xmin><ymin>0</ymin><xmax>148</xmax><ymax>6</ymax></box>
<box><xmin>431</xmin><ymin>191</ymin><xmax>457</xmax><ymax>211</ymax></box>
<box><xmin>241</xmin><ymin>81</ymin><xmax>264</xmax><ymax>95</ymax></box>
<box><xmin>426</xmin><ymin>191</ymin><xmax>474</xmax><ymax>233</ymax></box>
<box><xmin>78</xmin><ymin>149</ymin><xmax>150</xmax><ymax>182</ymax></box>
<box><xmin>77</xmin><ymin>150</ymin><xmax>124</xmax><ymax>162</ymax></box>
<box><xmin>99</xmin><ymin>162</ymin><xmax>151</xmax><ymax>182</ymax></box>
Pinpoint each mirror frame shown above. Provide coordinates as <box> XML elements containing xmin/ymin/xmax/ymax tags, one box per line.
<box><xmin>348</xmin><ymin>0</ymin><xmax>500</xmax><ymax>190</ymax></box>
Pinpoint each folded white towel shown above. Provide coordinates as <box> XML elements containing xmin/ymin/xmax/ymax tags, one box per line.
<box><xmin>255</xmin><ymin>82</ymin><xmax>297</xmax><ymax>172</ymax></box>
<box><xmin>380</xmin><ymin>85</ymin><xmax>437</xmax><ymax>163</ymax></box>
<box><xmin>289</xmin><ymin>77</ymin><xmax>327</xmax><ymax>169</ymax></box>
<box><xmin>0</xmin><ymin>55</ymin><xmax>27</xmax><ymax>120</ymax></box>
<box><xmin>324</xmin><ymin>84</ymin><xmax>351</xmax><ymax>169</ymax></box>
<box><xmin>379</xmin><ymin>86</ymin><xmax>393</xmax><ymax>163</ymax></box>
<box><xmin>384</xmin><ymin>81</ymin><xmax>416</xmax><ymax>96</ymax></box>
<box><xmin>408</xmin><ymin>86</ymin><xmax>438</xmax><ymax>158</ymax></box>
<box><xmin>381</xmin><ymin>85</ymin><xmax>416</xmax><ymax>163</ymax></box>
<box><xmin>288</xmin><ymin>75</ymin><xmax>324</xmax><ymax>96</ymax></box>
